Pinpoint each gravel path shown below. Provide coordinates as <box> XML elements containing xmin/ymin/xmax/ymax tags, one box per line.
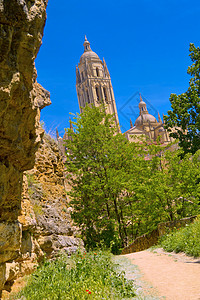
<box><xmin>118</xmin><ymin>248</ymin><xmax>200</xmax><ymax>300</ymax></box>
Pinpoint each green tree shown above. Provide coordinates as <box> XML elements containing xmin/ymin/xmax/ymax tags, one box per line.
<box><xmin>65</xmin><ymin>104</ymin><xmax>133</xmax><ymax>250</ymax></box>
<box><xmin>164</xmin><ymin>43</ymin><xmax>200</xmax><ymax>155</ymax></box>
<box><xmin>148</xmin><ymin>149</ymin><xmax>200</xmax><ymax>221</ymax></box>
<box><xmin>65</xmin><ymin>105</ymin><xmax>200</xmax><ymax>252</ymax></box>
<box><xmin>124</xmin><ymin>148</ymin><xmax>200</xmax><ymax>242</ymax></box>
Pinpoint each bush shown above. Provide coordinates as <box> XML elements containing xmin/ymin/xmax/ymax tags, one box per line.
<box><xmin>12</xmin><ymin>251</ymin><xmax>135</xmax><ymax>300</ymax></box>
<box><xmin>160</xmin><ymin>217</ymin><xmax>200</xmax><ymax>257</ymax></box>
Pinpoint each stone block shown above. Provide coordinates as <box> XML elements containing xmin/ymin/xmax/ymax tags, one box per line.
<box><xmin>0</xmin><ymin>221</ymin><xmax>22</xmax><ymax>252</ymax></box>
<box><xmin>0</xmin><ymin>251</ymin><xmax>19</xmax><ymax>264</ymax></box>
<box><xmin>0</xmin><ymin>263</ymin><xmax>6</xmax><ymax>290</ymax></box>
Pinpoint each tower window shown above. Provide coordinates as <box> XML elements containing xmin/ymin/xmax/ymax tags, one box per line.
<box><xmin>87</xmin><ymin>90</ymin><xmax>90</xmax><ymax>103</ymax></box>
<box><xmin>103</xmin><ymin>87</ymin><xmax>108</xmax><ymax>103</ymax></box>
<box><xmin>96</xmin><ymin>87</ymin><xmax>100</xmax><ymax>102</ymax></box>
<box><xmin>96</xmin><ymin>68</ymin><xmax>100</xmax><ymax>77</ymax></box>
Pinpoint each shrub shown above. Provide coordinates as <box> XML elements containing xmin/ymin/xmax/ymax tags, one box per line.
<box><xmin>160</xmin><ymin>217</ymin><xmax>200</xmax><ymax>257</ymax></box>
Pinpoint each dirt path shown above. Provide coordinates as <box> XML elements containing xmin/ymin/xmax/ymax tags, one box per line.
<box><xmin>124</xmin><ymin>248</ymin><xmax>200</xmax><ymax>300</ymax></box>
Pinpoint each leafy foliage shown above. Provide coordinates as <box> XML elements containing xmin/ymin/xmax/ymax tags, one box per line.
<box><xmin>13</xmin><ymin>251</ymin><xmax>135</xmax><ymax>300</ymax></box>
<box><xmin>65</xmin><ymin>105</ymin><xmax>200</xmax><ymax>252</ymax></box>
<box><xmin>160</xmin><ymin>217</ymin><xmax>200</xmax><ymax>257</ymax></box>
<box><xmin>164</xmin><ymin>43</ymin><xmax>200</xmax><ymax>155</ymax></box>
<box><xmin>65</xmin><ymin>105</ymin><xmax>133</xmax><ymax>251</ymax></box>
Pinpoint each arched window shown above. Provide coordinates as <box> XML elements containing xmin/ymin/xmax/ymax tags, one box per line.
<box><xmin>96</xmin><ymin>68</ymin><xmax>100</xmax><ymax>77</ymax></box>
<box><xmin>87</xmin><ymin>90</ymin><xmax>90</xmax><ymax>103</ymax></box>
<box><xmin>95</xmin><ymin>87</ymin><xmax>100</xmax><ymax>102</ymax></box>
<box><xmin>81</xmin><ymin>72</ymin><xmax>84</xmax><ymax>81</ymax></box>
<box><xmin>103</xmin><ymin>87</ymin><xmax>108</xmax><ymax>103</ymax></box>
<box><xmin>82</xmin><ymin>94</ymin><xmax>85</xmax><ymax>106</ymax></box>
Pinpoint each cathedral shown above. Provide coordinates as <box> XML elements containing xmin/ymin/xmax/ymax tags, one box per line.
<box><xmin>75</xmin><ymin>37</ymin><xmax>172</xmax><ymax>145</ymax></box>
<box><xmin>76</xmin><ymin>36</ymin><xmax>120</xmax><ymax>130</ymax></box>
<box><xmin>125</xmin><ymin>95</ymin><xmax>172</xmax><ymax>144</ymax></box>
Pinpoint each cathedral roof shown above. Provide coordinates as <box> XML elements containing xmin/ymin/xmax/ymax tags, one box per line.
<box><xmin>80</xmin><ymin>36</ymin><xmax>100</xmax><ymax>63</ymax></box>
<box><xmin>80</xmin><ymin>50</ymin><xmax>100</xmax><ymax>62</ymax></box>
<box><xmin>135</xmin><ymin>114</ymin><xmax>157</xmax><ymax>126</ymax></box>
<box><xmin>134</xmin><ymin>95</ymin><xmax>157</xmax><ymax>126</ymax></box>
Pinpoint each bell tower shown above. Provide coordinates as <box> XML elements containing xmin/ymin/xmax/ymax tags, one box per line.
<box><xmin>76</xmin><ymin>36</ymin><xmax>120</xmax><ymax>129</ymax></box>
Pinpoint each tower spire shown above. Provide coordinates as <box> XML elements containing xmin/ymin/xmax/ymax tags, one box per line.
<box><xmin>158</xmin><ymin>111</ymin><xmax>162</xmax><ymax>123</ymax></box>
<box><xmin>83</xmin><ymin>36</ymin><xmax>91</xmax><ymax>52</ymax></box>
<box><xmin>76</xmin><ymin>37</ymin><xmax>120</xmax><ymax>131</ymax></box>
<box><xmin>130</xmin><ymin>118</ymin><xmax>133</xmax><ymax>129</ymax></box>
<box><xmin>103</xmin><ymin>58</ymin><xmax>110</xmax><ymax>77</ymax></box>
<box><xmin>139</xmin><ymin>93</ymin><xmax>148</xmax><ymax>115</ymax></box>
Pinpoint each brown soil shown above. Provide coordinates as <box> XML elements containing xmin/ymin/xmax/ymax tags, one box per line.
<box><xmin>125</xmin><ymin>248</ymin><xmax>200</xmax><ymax>300</ymax></box>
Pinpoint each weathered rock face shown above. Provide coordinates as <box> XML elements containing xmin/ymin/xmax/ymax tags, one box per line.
<box><xmin>23</xmin><ymin>134</ymin><xmax>82</xmax><ymax>258</ymax></box>
<box><xmin>0</xmin><ymin>0</ymin><xmax>49</xmax><ymax>293</ymax></box>
<box><xmin>0</xmin><ymin>0</ymin><xmax>49</xmax><ymax>221</ymax></box>
<box><xmin>2</xmin><ymin>135</ymin><xmax>83</xmax><ymax>294</ymax></box>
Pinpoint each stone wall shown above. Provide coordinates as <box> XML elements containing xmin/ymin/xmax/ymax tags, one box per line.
<box><xmin>157</xmin><ymin>216</ymin><xmax>197</xmax><ymax>236</ymax></box>
<box><xmin>121</xmin><ymin>216</ymin><xmax>197</xmax><ymax>255</ymax></box>
<box><xmin>0</xmin><ymin>0</ymin><xmax>48</xmax><ymax>294</ymax></box>
<box><xmin>121</xmin><ymin>229</ymin><xmax>159</xmax><ymax>255</ymax></box>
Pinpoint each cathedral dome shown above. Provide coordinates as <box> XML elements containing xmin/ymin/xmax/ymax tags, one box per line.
<box><xmin>134</xmin><ymin>95</ymin><xmax>157</xmax><ymax>127</ymax></box>
<box><xmin>135</xmin><ymin>113</ymin><xmax>157</xmax><ymax>126</ymax></box>
<box><xmin>139</xmin><ymin>100</ymin><xmax>146</xmax><ymax>107</ymax></box>
<box><xmin>80</xmin><ymin>50</ymin><xmax>100</xmax><ymax>62</ymax></box>
<box><xmin>80</xmin><ymin>36</ymin><xmax>100</xmax><ymax>63</ymax></box>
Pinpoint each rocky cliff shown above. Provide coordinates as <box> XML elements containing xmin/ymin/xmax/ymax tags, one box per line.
<box><xmin>0</xmin><ymin>0</ymin><xmax>49</xmax><ymax>295</ymax></box>
<box><xmin>0</xmin><ymin>2</ymin><xmax>81</xmax><ymax>295</ymax></box>
<box><xmin>2</xmin><ymin>135</ymin><xmax>83</xmax><ymax>293</ymax></box>
<box><xmin>23</xmin><ymin>134</ymin><xmax>82</xmax><ymax>260</ymax></box>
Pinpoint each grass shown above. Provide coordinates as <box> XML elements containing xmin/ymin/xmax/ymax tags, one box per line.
<box><xmin>11</xmin><ymin>251</ymin><xmax>136</xmax><ymax>300</ymax></box>
<box><xmin>159</xmin><ymin>216</ymin><xmax>200</xmax><ymax>257</ymax></box>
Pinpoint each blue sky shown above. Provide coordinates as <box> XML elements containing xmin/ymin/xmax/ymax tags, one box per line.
<box><xmin>36</xmin><ymin>0</ymin><xmax>200</xmax><ymax>136</ymax></box>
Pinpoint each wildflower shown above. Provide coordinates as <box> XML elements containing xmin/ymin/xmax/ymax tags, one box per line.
<box><xmin>88</xmin><ymin>291</ymin><xmax>91</xmax><ymax>294</ymax></box>
<box><xmin>94</xmin><ymin>253</ymin><xmax>97</xmax><ymax>255</ymax></box>
<box><xmin>86</xmin><ymin>290</ymin><xmax>89</xmax><ymax>292</ymax></box>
